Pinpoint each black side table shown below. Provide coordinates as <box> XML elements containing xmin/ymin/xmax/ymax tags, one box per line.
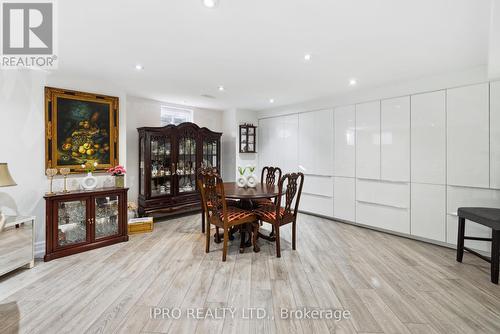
<box><xmin>456</xmin><ymin>207</ymin><xmax>500</xmax><ymax>284</ymax></box>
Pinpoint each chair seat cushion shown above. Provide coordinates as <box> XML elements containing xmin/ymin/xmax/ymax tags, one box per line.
<box><xmin>254</xmin><ymin>198</ymin><xmax>274</xmax><ymax>207</ymax></box>
<box><xmin>457</xmin><ymin>207</ymin><xmax>500</xmax><ymax>229</ymax></box>
<box><xmin>254</xmin><ymin>205</ymin><xmax>287</xmax><ymax>223</ymax></box>
<box><xmin>218</xmin><ymin>206</ymin><xmax>255</xmax><ymax>223</ymax></box>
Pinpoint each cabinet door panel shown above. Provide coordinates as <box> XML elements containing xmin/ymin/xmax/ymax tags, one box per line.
<box><xmin>447</xmin><ymin>83</ymin><xmax>489</xmax><ymax>188</ymax></box>
<box><xmin>411</xmin><ymin>91</ymin><xmax>446</xmax><ymax>184</ymax></box>
<box><xmin>381</xmin><ymin>96</ymin><xmax>410</xmax><ymax>182</ymax></box>
<box><xmin>333</xmin><ymin>176</ymin><xmax>356</xmax><ymax>222</ymax></box>
<box><xmin>411</xmin><ymin>183</ymin><xmax>446</xmax><ymax>242</ymax></box>
<box><xmin>356</xmin><ymin>179</ymin><xmax>410</xmax><ymax>209</ymax></box>
<box><xmin>298</xmin><ymin>110</ymin><xmax>334</xmax><ymax>176</ymax></box>
<box><xmin>356</xmin><ymin>201</ymin><xmax>410</xmax><ymax>234</ymax></box>
<box><xmin>258</xmin><ymin>115</ymin><xmax>298</xmax><ymax>176</ymax></box>
<box><xmin>446</xmin><ymin>186</ymin><xmax>500</xmax><ymax>251</ymax></box>
<box><xmin>356</xmin><ymin>101</ymin><xmax>381</xmax><ymax>179</ymax></box>
<box><xmin>94</xmin><ymin>194</ymin><xmax>121</xmax><ymax>240</ymax></box>
<box><xmin>334</xmin><ymin>105</ymin><xmax>356</xmax><ymax>177</ymax></box>
<box><xmin>491</xmin><ymin>81</ymin><xmax>500</xmax><ymax>189</ymax></box>
<box><xmin>54</xmin><ymin>199</ymin><xmax>90</xmax><ymax>248</ymax></box>
<box><xmin>302</xmin><ymin>175</ymin><xmax>333</xmax><ymax>197</ymax></box>
<box><xmin>300</xmin><ymin>194</ymin><xmax>333</xmax><ymax>217</ymax></box>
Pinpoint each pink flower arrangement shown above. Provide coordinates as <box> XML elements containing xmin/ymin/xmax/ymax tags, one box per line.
<box><xmin>108</xmin><ymin>165</ymin><xmax>126</xmax><ymax>176</ymax></box>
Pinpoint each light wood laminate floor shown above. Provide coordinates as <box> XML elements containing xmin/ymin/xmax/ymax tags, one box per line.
<box><xmin>1</xmin><ymin>213</ymin><xmax>499</xmax><ymax>334</ymax></box>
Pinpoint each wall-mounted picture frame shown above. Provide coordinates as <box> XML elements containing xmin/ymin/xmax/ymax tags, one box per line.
<box><xmin>45</xmin><ymin>87</ymin><xmax>119</xmax><ymax>173</ymax></box>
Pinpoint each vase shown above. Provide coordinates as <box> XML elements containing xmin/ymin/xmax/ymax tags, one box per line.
<box><xmin>115</xmin><ymin>175</ymin><xmax>125</xmax><ymax>188</ymax></box>
<box><xmin>246</xmin><ymin>174</ymin><xmax>257</xmax><ymax>188</ymax></box>
<box><xmin>237</xmin><ymin>176</ymin><xmax>247</xmax><ymax>188</ymax></box>
<box><xmin>81</xmin><ymin>172</ymin><xmax>98</xmax><ymax>190</ymax></box>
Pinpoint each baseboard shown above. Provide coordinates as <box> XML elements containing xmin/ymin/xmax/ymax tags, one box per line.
<box><xmin>34</xmin><ymin>241</ymin><xmax>45</xmax><ymax>259</ymax></box>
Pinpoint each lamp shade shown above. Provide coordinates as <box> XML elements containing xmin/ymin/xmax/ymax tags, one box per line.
<box><xmin>0</xmin><ymin>163</ymin><xmax>17</xmax><ymax>187</ymax></box>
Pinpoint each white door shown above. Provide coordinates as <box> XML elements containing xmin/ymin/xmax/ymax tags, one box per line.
<box><xmin>411</xmin><ymin>183</ymin><xmax>446</xmax><ymax>242</ymax></box>
<box><xmin>381</xmin><ymin>96</ymin><xmax>410</xmax><ymax>182</ymax></box>
<box><xmin>411</xmin><ymin>91</ymin><xmax>446</xmax><ymax>184</ymax></box>
<box><xmin>491</xmin><ymin>81</ymin><xmax>500</xmax><ymax>189</ymax></box>
<box><xmin>356</xmin><ymin>101</ymin><xmax>381</xmax><ymax>180</ymax></box>
<box><xmin>334</xmin><ymin>105</ymin><xmax>356</xmax><ymax>177</ymax></box>
<box><xmin>298</xmin><ymin>109</ymin><xmax>334</xmax><ymax>176</ymax></box>
<box><xmin>447</xmin><ymin>83</ymin><xmax>489</xmax><ymax>188</ymax></box>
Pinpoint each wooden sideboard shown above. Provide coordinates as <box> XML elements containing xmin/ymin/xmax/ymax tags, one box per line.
<box><xmin>44</xmin><ymin>187</ymin><xmax>129</xmax><ymax>261</ymax></box>
<box><xmin>0</xmin><ymin>216</ymin><xmax>35</xmax><ymax>277</ymax></box>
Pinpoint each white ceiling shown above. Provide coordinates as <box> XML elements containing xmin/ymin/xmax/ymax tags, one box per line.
<box><xmin>55</xmin><ymin>0</ymin><xmax>491</xmax><ymax>110</ymax></box>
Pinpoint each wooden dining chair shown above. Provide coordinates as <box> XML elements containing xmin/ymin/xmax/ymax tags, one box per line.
<box><xmin>254</xmin><ymin>166</ymin><xmax>282</xmax><ymax>207</ymax></box>
<box><xmin>198</xmin><ymin>170</ymin><xmax>258</xmax><ymax>261</ymax></box>
<box><xmin>197</xmin><ymin>167</ymin><xmax>238</xmax><ymax>234</ymax></box>
<box><xmin>254</xmin><ymin>172</ymin><xmax>304</xmax><ymax>257</ymax></box>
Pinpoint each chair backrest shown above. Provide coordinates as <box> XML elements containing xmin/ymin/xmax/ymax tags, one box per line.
<box><xmin>261</xmin><ymin>166</ymin><xmax>283</xmax><ymax>186</ymax></box>
<box><xmin>197</xmin><ymin>169</ymin><xmax>228</xmax><ymax>224</ymax></box>
<box><xmin>276</xmin><ymin>173</ymin><xmax>305</xmax><ymax>220</ymax></box>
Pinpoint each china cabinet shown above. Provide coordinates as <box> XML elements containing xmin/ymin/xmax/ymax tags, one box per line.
<box><xmin>239</xmin><ymin>123</ymin><xmax>257</xmax><ymax>153</ymax></box>
<box><xmin>137</xmin><ymin>122</ymin><xmax>222</xmax><ymax>217</ymax></box>
<box><xmin>44</xmin><ymin>187</ymin><xmax>128</xmax><ymax>261</ymax></box>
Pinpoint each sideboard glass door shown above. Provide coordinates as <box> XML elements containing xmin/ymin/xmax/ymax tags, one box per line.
<box><xmin>55</xmin><ymin>199</ymin><xmax>89</xmax><ymax>248</ymax></box>
<box><xmin>94</xmin><ymin>195</ymin><xmax>120</xmax><ymax>240</ymax></box>
<box><xmin>150</xmin><ymin>135</ymin><xmax>173</xmax><ymax>197</ymax></box>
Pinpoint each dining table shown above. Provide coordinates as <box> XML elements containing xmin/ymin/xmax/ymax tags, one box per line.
<box><xmin>217</xmin><ymin>182</ymin><xmax>280</xmax><ymax>253</ymax></box>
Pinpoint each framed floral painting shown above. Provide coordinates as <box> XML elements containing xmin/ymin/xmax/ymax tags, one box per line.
<box><xmin>45</xmin><ymin>87</ymin><xmax>119</xmax><ymax>173</ymax></box>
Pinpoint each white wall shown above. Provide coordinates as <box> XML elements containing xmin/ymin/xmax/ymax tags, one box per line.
<box><xmin>126</xmin><ymin>96</ymin><xmax>223</xmax><ymax>202</ymax></box>
<box><xmin>0</xmin><ymin>70</ymin><xmax>128</xmax><ymax>257</ymax></box>
<box><xmin>221</xmin><ymin>109</ymin><xmax>258</xmax><ymax>182</ymax></box>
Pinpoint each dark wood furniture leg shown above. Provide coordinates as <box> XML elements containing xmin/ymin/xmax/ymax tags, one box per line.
<box><xmin>492</xmin><ymin>230</ymin><xmax>499</xmax><ymax>284</ymax></box>
<box><xmin>202</xmin><ymin>212</ymin><xmax>205</xmax><ymax>233</ymax></box>
<box><xmin>457</xmin><ymin>217</ymin><xmax>465</xmax><ymax>262</ymax></box>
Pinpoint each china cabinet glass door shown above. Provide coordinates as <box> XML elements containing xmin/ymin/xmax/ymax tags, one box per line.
<box><xmin>94</xmin><ymin>195</ymin><xmax>120</xmax><ymax>240</ymax></box>
<box><xmin>150</xmin><ymin>135</ymin><xmax>173</xmax><ymax>197</ymax></box>
<box><xmin>177</xmin><ymin>134</ymin><xmax>197</xmax><ymax>193</ymax></box>
<box><xmin>55</xmin><ymin>199</ymin><xmax>89</xmax><ymax>248</ymax></box>
<box><xmin>202</xmin><ymin>139</ymin><xmax>218</xmax><ymax>169</ymax></box>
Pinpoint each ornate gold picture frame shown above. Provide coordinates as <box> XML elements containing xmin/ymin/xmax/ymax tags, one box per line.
<box><xmin>45</xmin><ymin>87</ymin><xmax>119</xmax><ymax>173</ymax></box>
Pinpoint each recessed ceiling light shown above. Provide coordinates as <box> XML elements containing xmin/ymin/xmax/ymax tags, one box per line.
<box><xmin>304</xmin><ymin>54</ymin><xmax>312</xmax><ymax>61</ymax></box>
<box><xmin>203</xmin><ymin>0</ymin><xmax>218</xmax><ymax>8</ymax></box>
<box><xmin>218</xmin><ymin>85</ymin><xmax>225</xmax><ymax>92</ymax></box>
<box><xmin>269</xmin><ymin>98</ymin><xmax>275</xmax><ymax>104</ymax></box>
<box><xmin>349</xmin><ymin>78</ymin><xmax>357</xmax><ymax>86</ymax></box>
<box><xmin>135</xmin><ymin>64</ymin><xmax>144</xmax><ymax>70</ymax></box>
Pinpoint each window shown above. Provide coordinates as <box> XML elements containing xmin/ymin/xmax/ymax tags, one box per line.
<box><xmin>160</xmin><ymin>106</ymin><xmax>193</xmax><ymax>126</ymax></box>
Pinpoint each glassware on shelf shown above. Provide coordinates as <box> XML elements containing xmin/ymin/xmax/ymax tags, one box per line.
<box><xmin>57</xmin><ymin>200</ymin><xmax>87</xmax><ymax>246</ymax></box>
<box><xmin>95</xmin><ymin>195</ymin><xmax>119</xmax><ymax>239</ymax></box>
<box><xmin>46</xmin><ymin>168</ymin><xmax>58</xmax><ymax>194</ymax></box>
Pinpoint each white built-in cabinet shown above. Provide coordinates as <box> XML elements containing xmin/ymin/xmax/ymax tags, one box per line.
<box><xmin>258</xmin><ymin>80</ymin><xmax>499</xmax><ymax>253</ymax></box>
<box><xmin>381</xmin><ymin>96</ymin><xmax>410</xmax><ymax>182</ymax></box>
<box><xmin>334</xmin><ymin>105</ymin><xmax>356</xmax><ymax>177</ymax></box>
<box><xmin>491</xmin><ymin>81</ymin><xmax>500</xmax><ymax>189</ymax></box>
<box><xmin>298</xmin><ymin>109</ymin><xmax>334</xmax><ymax>176</ymax></box>
<box><xmin>356</xmin><ymin>101</ymin><xmax>381</xmax><ymax>180</ymax></box>
<box><xmin>447</xmin><ymin>83</ymin><xmax>490</xmax><ymax>188</ymax></box>
<box><xmin>411</xmin><ymin>91</ymin><xmax>446</xmax><ymax>184</ymax></box>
